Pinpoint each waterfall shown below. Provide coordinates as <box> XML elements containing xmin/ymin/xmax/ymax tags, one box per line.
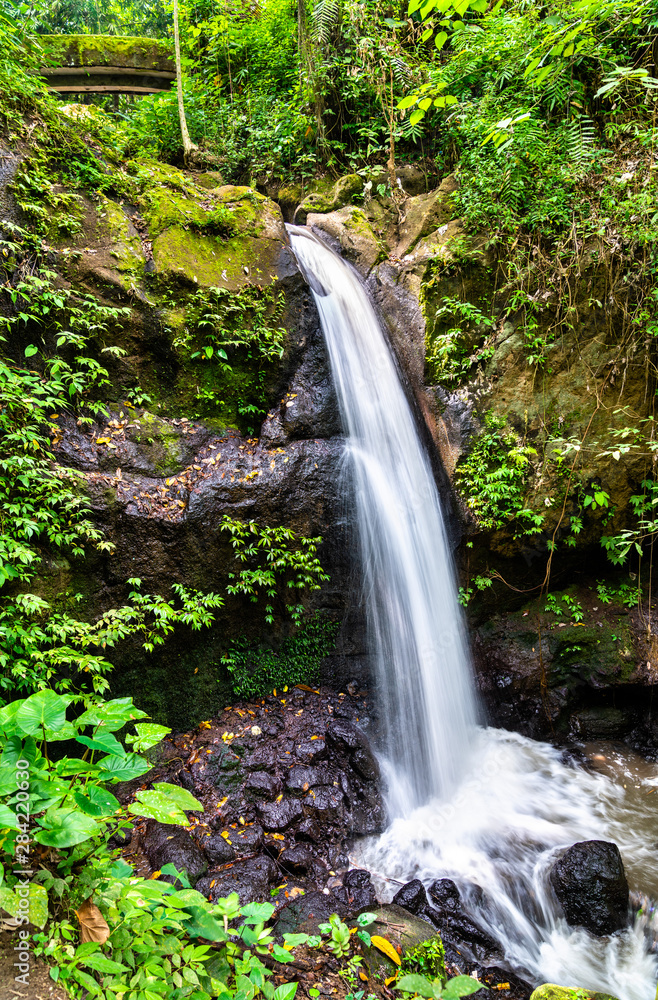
<box><xmin>287</xmin><ymin>224</ymin><xmax>477</xmax><ymax>814</ymax></box>
<box><xmin>288</xmin><ymin>225</ymin><xmax>658</xmax><ymax>1000</ymax></box>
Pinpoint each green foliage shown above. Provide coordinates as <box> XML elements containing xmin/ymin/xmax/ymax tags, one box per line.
<box><xmin>400</xmin><ymin>937</ymin><xmax>446</xmax><ymax>985</ymax></box>
<box><xmin>221</xmin><ymin>518</ymin><xmax>328</xmax><ymax>622</ymax></box>
<box><xmin>455</xmin><ymin>412</ymin><xmax>544</xmax><ymax>534</ymax></box>
<box><xmin>425</xmin><ymin>296</ymin><xmax>494</xmax><ymax>385</ymax></box>
<box><xmin>595</xmin><ymin>579</ymin><xmax>640</xmax><ymax>608</ymax></box>
<box><xmin>222</xmin><ymin>613</ymin><xmax>339</xmax><ymax>699</ymax></box>
<box><xmin>0</xmin><ymin>242</ymin><xmax>329</xmax><ymax>702</ymax></box>
<box><xmin>318</xmin><ymin>913</ymin><xmax>351</xmax><ymax>959</ymax></box>
<box><xmin>396</xmin><ymin>973</ymin><xmax>486</xmax><ymax>999</ymax></box>
<box><xmin>544</xmin><ymin>593</ymin><xmax>584</xmax><ymax>623</ymax></box>
<box><xmin>0</xmin><ymin>690</ymin><xmax>185</xmax><ymax>864</ymax></box>
<box><xmin>172</xmin><ymin>284</ymin><xmax>287</xmax><ymax>432</ymax></box>
<box><xmin>601</xmin><ymin>480</ymin><xmax>658</xmax><ymax>566</ymax></box>
<box><xmin>35</xmin><ymin>881</ymin><xmax>304</xmax><ymax>1000</ymax></box>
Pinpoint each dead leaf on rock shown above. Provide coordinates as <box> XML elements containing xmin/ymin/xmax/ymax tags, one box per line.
<box><xmin>76</xmin><ymin>897</ymin><xmax>110</xmax><ymax>944</ymax></box>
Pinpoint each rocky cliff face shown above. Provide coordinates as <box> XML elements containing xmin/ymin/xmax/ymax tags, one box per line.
<box><xmin>3</xmin><ymin>146</ymin><xmax>371</xmax><ymax>727</ymax></box>
<box><xmin>6</xmin><ymin>130</ymin><xmax>656</xmax><ymax>738</ymax></box>
<box><xmin>282</xmin><ymin>175</ymin><xmax>658</xmax><ymax>746</ymax></box>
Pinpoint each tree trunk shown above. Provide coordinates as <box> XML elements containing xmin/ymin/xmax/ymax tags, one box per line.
<box><xmin>173</xmin><ymin>0</ymin><xmax>198</xmax><ymax>165</ymax></box>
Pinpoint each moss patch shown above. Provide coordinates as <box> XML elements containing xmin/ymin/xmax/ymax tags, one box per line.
<box><xmin>39</xmin><ymin>34</ymin><xmax>174</xmax><ymax>72</ymax></box>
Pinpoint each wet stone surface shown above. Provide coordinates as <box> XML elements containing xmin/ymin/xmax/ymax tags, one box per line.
<box><xmin>118</xmin><ymin>688</ymin><xmax>531</xmax><ymax>1000</ymax></box>
<box><xmin>121</xmin><ymin>685</ymin><xmax>384</xmax><ymax>908</ymax></box>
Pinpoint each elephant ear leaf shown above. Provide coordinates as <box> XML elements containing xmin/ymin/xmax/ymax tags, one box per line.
<box><xmin>442</xmin><ymin>976</ymin><xmax>488</xmax><ymax>999</ymax></box>
<box><xmin>129</xmin><ymin>782</ymin><xmax>202</xmax><ymax>825</ymax></box>
<box><xmin>34</xmin><ymin>808</ymin><xmax>100</xmax><ymax>848</ymax></box>
<box><xmin>396</xmin><ymin>974</ymin><xmax>436</xmax><ymax>998</ymax></box>
<box><xmin>15</xmin><ymin>691</ymin><xmax>71</xmax><ymax>736</ymax></box>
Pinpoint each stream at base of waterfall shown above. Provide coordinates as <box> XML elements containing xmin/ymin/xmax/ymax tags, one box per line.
<box><xmin>287</xmin><ymin>225</ymin><xmax>658</xmax><ymax>1000</ymax></box>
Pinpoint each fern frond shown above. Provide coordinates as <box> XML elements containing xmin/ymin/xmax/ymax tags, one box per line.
<box><xmin>566</xmin><ymin>115</ymin><xmax>596</xmax><ymax>164</ymax></box>
<box><xmin>312</xmin><ymin>0</ymin><xmax>340</xmax><ymax>43</ymax></box>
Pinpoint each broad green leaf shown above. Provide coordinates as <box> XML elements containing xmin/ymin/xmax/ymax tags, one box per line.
<box><xmin>98</xmin><ymin>753</ymin><xmax>151</xmax><ymax>782</ymax></box>
<box><xmin>271</xmin><ymin>944</ymin><xmax>294</xmax><ymax>964</ymax></box>
<box><xmin>24</xmin><ymin>344</ymin><xmax>38</xmax><ymax>357</ymax></box>
<box><xmin>126</xmin><ymin>722</ymin><xmax>171</xmax><ymax>752</ymax></box>
<box><xmin>15</xmin><ymin>690</ymin><xmax>71</xmax><ymax>736</ymax></box>
<box><xmin>180</xmin><ymin>904</ymin><xmax>229</xmax><ymax>941</ymax></box>
<box><xmin>434</xmin><ymin>30</ymin><xmax>448</xmax><ymax>48</ymax></box>
<box><xmin>282</xmin><ymin>933</ymin><xmax>310</xmax><ymax>947</ymax></box>
<box><xmin>29</xmin><ymin>884</ymin><xmax>49</xmax><ymax>928</ymax></box>
<box><xmin>397</xmin><ymin>974</ymin><xmax>436</xmax><ymax>998</ymax></box>
<box><xmin>160</xmin><ymin>862</ymin><xmax>191</xmax><ymax>887</ymax></box>
<box><xmin>76</xmin><ymin>697</ymin><xmax>148</xmax><ymax>733</ymax></box>
<box><xmin>129</xmin><ymin>782</ymin><xmax>202</xmax><ymax>825</ymax></box>
<box><xmin>0</xmin><ymin>701</ymin><xmax>23</xmax><ymax>737</ymax></box>
<box><xmin>442</xmin><ymin>976</ymin><xmax>487</xmax><ymax>999</ymax></box>
<box><xmin>409</xmin><ymin>109</ymin><xmax>425</xmax><ymax>126</ymax></box>
<box><xmin>0</xmin><ymin>805</ymin><xmax>22</xmax><ymax>831</ymax></box>
<box><xmin>34</xmin><ymin>808</ymin><xmax>100</xmax><ymax>848</ymax></box>
<box><xmin>0</xmin><ymin>886</ymin><xmax>19</xmax><ymax>917</ymax></box>
<box><xmin>273</xmin><ymin>984</ymin><xmax>298</xmax><ymax>1000</ymax></box>
<box><xmin>82</xmin><ymin>953</ymin><xmax>129</xmax><ymax>974</ymax></box>
<box><xmin>76</xmin><ymin>733</ymin><xmax>126</xmax><ymax>757</ymax></box>
<box><xmin>241</xmin><ymin>901</ymin><xmax>275</xmax><ymax>923</ymax></box>
<box><xmin>73</xmin><ymin>786</ymin><xmax>120</xmax><ymax>818</ymax></box>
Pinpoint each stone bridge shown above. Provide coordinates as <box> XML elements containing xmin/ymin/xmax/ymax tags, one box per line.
<box><xmin>39</xmin><ymin>34</ymin><xmax>175</xmax><ymax>94</ymax></box>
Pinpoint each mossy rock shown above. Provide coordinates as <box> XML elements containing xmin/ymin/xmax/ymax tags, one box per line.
<box><xmin>151</xmin><ymin>227</ymin><xmax>278</xmax><ymax>290</ymax></box>
<box><xmin>96</xmin><ymin>194</ymin><xmax>144</xmax><ymax>275</ymax></box>
<box><xmin>333</xmin><ymin>173</ymin><xmax>362</xmax><ymax>207</ymax></box>
<box><xmin>294</xmin><ymin>173</ymin><xmax>363</xmax><ymax>223</ymax></box>
<box><xmin>360</xmin><ymin>904</ymin><xmax>440</xmax><ymax>977</ymax></box>
<box><xmin>530</xmin><ymin>985</ymin><xmax>619</xmax><ymax>1000</ymax></box>
<box><xmin>197</xmin><ymin>171</ymin><xmax>224</xmax><ymax>190</ymax></box>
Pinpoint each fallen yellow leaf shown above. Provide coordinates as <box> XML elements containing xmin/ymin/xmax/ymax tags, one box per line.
<box><xmin>371</xmin><ymin>936</ymin><xmax>401</xmax><ymax>966</ymax></box>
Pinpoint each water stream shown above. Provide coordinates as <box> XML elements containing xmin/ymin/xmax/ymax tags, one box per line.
<box><xmin>286</xmin><ymin>226</ymin><xmax>658</xmax><ymax>1000</ymax></box>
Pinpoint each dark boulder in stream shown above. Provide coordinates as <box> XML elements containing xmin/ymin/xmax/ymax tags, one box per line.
<box><xmin>549</xmin><ymin>840</ymin><xmax>629</xmax><ymax>936</ymax></box>
<box><xmin>393</xmin><ymin>877</ymin><xmax>504</xmax><ymax>967</ymax></box>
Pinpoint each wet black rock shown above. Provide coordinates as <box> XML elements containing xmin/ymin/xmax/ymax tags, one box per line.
<box><xmin>286</xmin><ymin>763</ymin><xmax>333</xmax><ymax>793</ymax></box>
<box><xmin>203</xmin><ymin>831</ymin><xmax>236</xmax><ymax>866</ymax></box>
<box><xmin>427</xmin><ymin>878</ymin><xmax>461</xmax><ymax>911</ymax></box>
<box><xmin>231</xmin><ymin>823</ymin><xmax>265</xmax><ymax>853</ymax></box>
<box><xmin>275</xmin><ymin>890</ymin><xmax>348</xmax><ymax>936</ymax></box>
<box><xmin>326</xmin><ymin>719</ymin><xmax>365</xmax><ymax>753</ymax></box>
<box><xmin>395</xmin><ymin>878</ymin><xmax>503</xmax><ymax>968</ymax></box>
<box><xmin>549</xmin><ymin>840</ymin><xmax>629</xmax><ymax>936</ymax></box>
<box><xmin>279</xmin><ymin>844</ymin><xmax>317</xmax><ymax>876</ymax></box>
<box><xmin>196</xmin><ymin>855</ymin><xmax>278</xmax><ymax>903</ymax></box>
<box><xmin>343</xmin><ymin>869</ymin><xmax>378</xmax><ymax>913</ymax></box>
<box><xmin>245</xmin><ymin>771</ymin><xmax>281</xmax><ymax>800</ymax></box>
<box><xmin>257</xmin><ymin>797</ymin><xmax>305</xmax><ymax>830</ymax></box>
<box><xmin>295</xmin><ymin>816</ymin><xmax>322</xmax><ymax>842</ymax></box>
<box><xmin>393</xmin><ymin>879</ymin><xmax>430</xmax><ymax>916</ymax></box>
<box><xmin>142</xmin><ymin>822</ymin><xmax>208</xmax><ymax>886</ymax></box>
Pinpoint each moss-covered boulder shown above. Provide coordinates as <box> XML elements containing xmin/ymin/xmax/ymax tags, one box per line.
<box><xmin>359</xmin><ymin>905</ymin><xmax>440</xmax><ymax>976</ymax></box>
<box><xmin>530</xmin><ymin>986</ymin><xmax>619</xmax><ymax>1000</ymax></box>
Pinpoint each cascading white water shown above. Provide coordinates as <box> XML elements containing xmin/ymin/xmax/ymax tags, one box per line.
<box><xmin>288</xmin><ymin>225</ymin><xmax>477</xmax><ymax>814</ymax></box>
<box><xmin>287</xmin><ymin>226</ymin><xmax>658</xmax><ymax>1000</ymax></box>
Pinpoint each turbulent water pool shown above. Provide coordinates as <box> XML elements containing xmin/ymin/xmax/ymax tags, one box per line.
<box><xmin>357</xmin><ymin>728</ymin><xmax>658</xmax><ymax>1000</ymax></box>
